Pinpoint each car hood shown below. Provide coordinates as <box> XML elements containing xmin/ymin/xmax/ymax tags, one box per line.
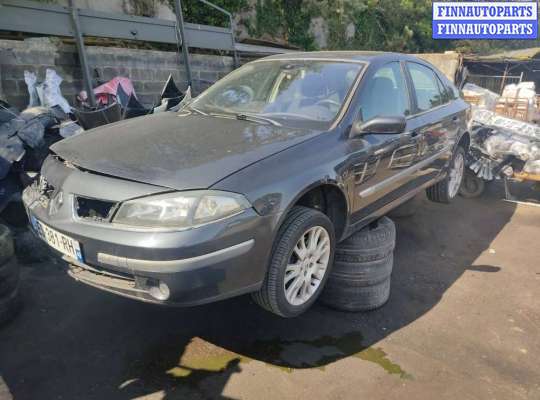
<box><xmin>51</xmin><ymin>112</ymin><xmax>322</xmax><ymax>190</ymax></box>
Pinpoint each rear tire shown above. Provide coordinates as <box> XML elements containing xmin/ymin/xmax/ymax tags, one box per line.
<box><xmin>252</xmin><ymin>206</ymin><xmax>335</xmax><ymax>318</ymax></box>
<box><xmin>426</xmin><ymin>146</ymin><xmax>465</xmax><ymax>204</ymax></box>
<box><xmin>459</xmin><ymin>169</ymin><xmax>485</xmax><ymax>198</ymax></box>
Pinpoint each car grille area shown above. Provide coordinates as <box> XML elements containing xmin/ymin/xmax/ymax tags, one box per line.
<box><xmin>75</xmin><ymin>196</ymin><xmax>117</xmax><ymax>222</ymax></box>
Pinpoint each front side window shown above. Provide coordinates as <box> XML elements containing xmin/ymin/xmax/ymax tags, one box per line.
<box><xmin>358</xmin><ymin>62</ymin><xmax>410</xmax><ymax>122</ymax></box>
<box><xmin>189</xmin><ymin>60</ymin><xmax>364</xmax><ymax>125</ymax></box>
<box><xmin>407</xmin><ymin>62</ymin><xmax>443</xmax><ymax>112</ymax></box>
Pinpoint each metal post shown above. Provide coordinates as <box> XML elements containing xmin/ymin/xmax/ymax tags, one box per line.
<box><xmin>174</xmin><ymin>0</ymin><xmax>193</xmax><ymax>88</ymax></box>
<box><xmin>229</xmin><ymin>14</ymin><xmax>239</xmax><ymax>68</ymax></box>
<box><xmin>68</xmin><ymin>0</ymin><xmax>96</xmax><ymax>107</ymax></box>
<box><xmin>198</xmin><ymin>0</ymin><xmax>239</xmax><ymax>68</ymax></box>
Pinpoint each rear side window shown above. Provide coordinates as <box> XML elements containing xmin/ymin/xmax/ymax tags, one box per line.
<box><xmin>358</xmin><ymin>62</ymin><xmax>410</xmax><ymax>121</ymax></box>
<box><xmin>407</xmin><ymin>62</ymin><xmax>443</xmax><ymax>112</ymax></box>
<box><xmin>435</xmin><ymin>76</ymin><xmax>451</xmax><ymax>104</ymax></box>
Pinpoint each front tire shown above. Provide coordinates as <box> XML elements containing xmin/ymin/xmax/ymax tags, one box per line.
<box><xmin>426</xmin><ymin>146</ymin><xmax>465</xmax><ymax>204</ymax></box>
<box><xmin>252</xmin><ymin>206</ymin><xmax>335</xmax><ymax>318</ymax></box>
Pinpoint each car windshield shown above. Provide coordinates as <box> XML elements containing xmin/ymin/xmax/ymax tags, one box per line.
<box><xmin>189</xmin><ymin>60</ymin><xmax>364</xmax><ymax>125</ymax></box>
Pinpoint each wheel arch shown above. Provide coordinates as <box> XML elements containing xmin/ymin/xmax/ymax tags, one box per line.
<box><xmin>456</xmin><ymin>130</ymin><xmax>470</xmax><ymax>152</ymax></box>
<box><xmin>277</xmin><ymin>181</ymin><xmax>350</xmax><ymax>242</ymax></box>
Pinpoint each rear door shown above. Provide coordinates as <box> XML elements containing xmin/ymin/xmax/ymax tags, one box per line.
<box><xmin>403</xmin><ymin>61</ymin><xmax>455</xmax><ymax>183</ymax></box>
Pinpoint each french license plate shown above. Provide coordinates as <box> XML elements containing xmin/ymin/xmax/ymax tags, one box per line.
<box><xmin>31</xmin><ymin>216</ymin><xmax>84</xmax><ymax>263</ymax></box>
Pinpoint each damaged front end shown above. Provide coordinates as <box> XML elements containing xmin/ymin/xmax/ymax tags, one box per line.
<box><xmin>22</xmin><ymin>154</ymin><xmax>268</xmax><ymax>307</ymax></box>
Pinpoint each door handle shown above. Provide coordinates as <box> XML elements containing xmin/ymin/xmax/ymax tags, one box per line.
<box><xmin>400</xmin><ymin>130</ymin><xmax>419</xmax><ymax>145</ymax></box>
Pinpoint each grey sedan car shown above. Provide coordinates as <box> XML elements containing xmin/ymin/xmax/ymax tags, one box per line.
<box><xmin>23</xmin><ymin>52</ymin><xmax>470</xmax><ymax>317</ymax></box>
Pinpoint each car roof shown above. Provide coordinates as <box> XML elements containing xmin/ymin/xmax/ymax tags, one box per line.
<box><xmin>260</xmin><ymin>51</ymin><xmax>420</xmax><ymax>63</ymax></box>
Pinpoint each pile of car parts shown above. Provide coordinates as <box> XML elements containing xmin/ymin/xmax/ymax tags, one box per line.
<box><xmin>0</xmin><ymin>225</ymin><xmax>21</xmax><ymax>325</ymax></box>
<box><xmin>321</xmin><ymin>217</ymin><xmax>395</xmax><ymax>311</ymax></box>
<box><xmin>459</xmin><ymin>115</ymin><xmax>540</xmax><ymax>199</ymax></box>
<box><xmin>0</xmin><ymin>104</ymin><xmax>79</xmax><ymax>219</ymax></box>
<box><xmin>74</xmin><ymin>74</ymin><xmax>186</xmax><ymax>130</ymax></box>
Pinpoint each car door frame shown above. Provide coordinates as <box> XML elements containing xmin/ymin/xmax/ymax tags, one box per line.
<box><xmin>345</xmin><ymin>57</ymin><xmax>429</xmax><ymax>226</ymax></box>
<box><xmin>402</xmin><ymin>60</ymin><xmax>458</xmax><ymax>184</ymax></box>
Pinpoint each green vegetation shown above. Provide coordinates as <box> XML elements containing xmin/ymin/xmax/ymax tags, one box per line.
<box><xmin>35</xmin><ymin>0</ymin><xmax>540</xmax><ymax>54</ymax></box>
<box><xmin>243</xmin><ymin>0</ymin><xmax>540</xmax><ymax>55</ymax></box>
<box><xmin>163</xmin><ymin>0</ymin><xmax>248</xmax><ymax>27</ymax></box>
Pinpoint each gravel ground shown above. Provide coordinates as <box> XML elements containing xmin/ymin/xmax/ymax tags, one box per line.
<box><xmin>0</xmin><ymin>181</ymin><xmax>539</xmax><ymax>400</ymax></box>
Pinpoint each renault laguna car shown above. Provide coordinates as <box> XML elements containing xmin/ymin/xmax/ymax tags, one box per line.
<box><xmin>23</xmin><ymin>52</ymin><xmax>470</xmax><ymax>317</ymax></box>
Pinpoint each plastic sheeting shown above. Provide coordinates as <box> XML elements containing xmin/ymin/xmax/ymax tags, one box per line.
<box><xmin>16</xmin><ymin>119</ymin><xmax>45</xmax><ymax>149</ymax></box>
<box><xmin>472</xmin><ymin>107</ymin><xmax>540</xmax><ymax>140</ymax></box>
<box><xmin>0</xmin><ymin>103</ymin><xmax>83</xmax><ymax>182</ymax></box>
<box><xmin>24</xmin><ymin>71</ymin><xmax>40</xmax><ymax>108</ymax></box>
<box><xmin>93</xmin><ymin>77</ymin><xmax>136</xmax><ymax>106</ymax></box>
<box><xmin>24</xmin><ymin>69</ymin><xmax>72</xmax><ymax>114</ymax></box>
<box><xmin>482</xmin><ymin>130</ymin><xmax>540</xmax><ymax>161</ymax></box>
<box><xmin>462</xmin><ymin>83</ymin><xmax>499</xmax><ymax>111</ymax></box>
<box><xmin>0</xmin><ymin>133</ymin><xmax>25</xmax><ymax>180</ymax></box>
<box><xmin>41</xmin><ymin>69</ymin><xmax>71</xmax><ymax>113</ymax></box>
<box><xmin>59</xmin><ymin>120</ymin><xmax>83</xmax><ymax>138</ymax></box>
<box><xmin>524</xmin><ymin>159</ymin><xmax>540</xmax><ymax>174</ymax></box>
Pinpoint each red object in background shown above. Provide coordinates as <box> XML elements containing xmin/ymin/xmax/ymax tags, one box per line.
<box><xmin>93</xmin><ymin>77</ymin><xmax>136</xmax><ymax>106</ymax></box>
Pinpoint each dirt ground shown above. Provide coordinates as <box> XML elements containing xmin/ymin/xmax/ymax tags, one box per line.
<box><xmin>0</xmin><ymin>181</ymin><xmax>539</xmax><ymax>400</ymax></box>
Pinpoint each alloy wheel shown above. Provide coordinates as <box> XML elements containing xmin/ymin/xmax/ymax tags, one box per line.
<box><xmin>448</xmin><ymin>151</ymin><xmax>465</xmax><ymax>198</ymax></box>
<box><xmin>284</xmin><ymin>226</ymin><xmax>331</xmax><ymax>306</ymax></box>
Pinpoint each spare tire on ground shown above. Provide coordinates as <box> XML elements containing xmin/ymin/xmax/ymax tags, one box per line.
<box><xmin>321</xmin><ymin>217</ymin><xmax>395</xmax><ymax>312</ymax></box>
<box><xmin>334</xmin><ymin>216</ymin><xmax>395</xmax><ymax>263</ymax></box>
<box><xmin>0</xmin><ymin>225</ymin><xmax>21</xmax><ymax>326</ymax></box>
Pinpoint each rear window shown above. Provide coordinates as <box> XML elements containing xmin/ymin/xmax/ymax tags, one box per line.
<box><xmin>407</xmin><ymin>62</ymin><xmax>444</xmax><ymax>112</ymax></box>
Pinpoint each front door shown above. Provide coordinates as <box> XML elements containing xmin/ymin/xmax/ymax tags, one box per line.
<box><xmin>349</xmin><ymin>61</ymin><xmax>418</xmax><ymax>223</ymax></box>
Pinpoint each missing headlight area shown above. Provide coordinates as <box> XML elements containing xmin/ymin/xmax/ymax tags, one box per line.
<box><xmin>75</xmin><ymin>196</ymin><xmax>117</xmax><ymax>222</ymax></box>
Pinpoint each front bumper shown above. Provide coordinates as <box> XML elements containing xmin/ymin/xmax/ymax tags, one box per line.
<box><xmin>23</xmin><ymin>158</ymin><xmax>278</xmax><ymax>306</ymax></box>
<box><xmin>64</xmin><ymin>239</ymin><xmax>258</xmax><ymax>306</ymax></box>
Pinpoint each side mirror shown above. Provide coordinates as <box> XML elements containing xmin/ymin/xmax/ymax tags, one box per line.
<box><xmin>351</xmin><ymin>116</ymin><xmax>407</xmax><ymax>138</ymax></box>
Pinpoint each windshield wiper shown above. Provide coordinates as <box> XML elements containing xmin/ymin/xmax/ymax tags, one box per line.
<box><xmin>259</xmin><ymin>112</ymin><xmax>314</xmax><ymax>121</ymax></box>
<box><xmin>184</xmin><ymin>104</ymin><xmax>208</xmax><ymax>116</ymax></box>
<box><xmin>236</xmin><ymin>113</ymin><xmax>281</xmax><ymax>126</ymax></box>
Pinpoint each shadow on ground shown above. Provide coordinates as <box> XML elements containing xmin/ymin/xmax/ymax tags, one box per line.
<box><xmin>0</xmin><ymin>182</ymin><xmax>528</xmax><ymax>400</ymax></box>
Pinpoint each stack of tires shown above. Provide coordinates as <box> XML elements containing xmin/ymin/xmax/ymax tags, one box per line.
<box><xmin>0</xmin><ymin>224</ymin><xmax>21</xmax><ymax>326</ymax></box>
<box><xmin>321</xmin><ymin>217</ymin><xmax>395</xmax><ymax>311</ymax></box>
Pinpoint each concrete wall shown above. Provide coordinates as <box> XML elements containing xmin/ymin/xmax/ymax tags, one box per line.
<box><xmin>0</xmin><ymin>38</ymin><xmax>235</xmax><ymax>110</ymax></box>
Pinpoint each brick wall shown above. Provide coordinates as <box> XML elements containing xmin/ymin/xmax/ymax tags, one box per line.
<box><xmin>0</xmin><ymin>38</ymin><xmax>236</xmax><ymax>110</ymax></box>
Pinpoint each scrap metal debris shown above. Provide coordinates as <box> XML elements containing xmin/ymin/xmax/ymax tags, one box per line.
<box><xmin>74</xmin><ymin>102</ymin><xmax>122</xmax><ymax>130</ymax></box>
<box><xmin>463</xmin><ymin>81</ymin><xmax>540</xmax><ymax>199</ymax></box>
<box><xmin>0</xmin><ymin>89</ymin><xmax>82</xmax><ymax>214</ymax></box>
<box><xmin>2</xmin><ymin>69</ymin><xmax>190</xmax><ymax>219</ymax></box>
<box><xmin>153</xmin><ymin>75</ymin><xmax>185</xmax><ymax>113</ymax></box>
